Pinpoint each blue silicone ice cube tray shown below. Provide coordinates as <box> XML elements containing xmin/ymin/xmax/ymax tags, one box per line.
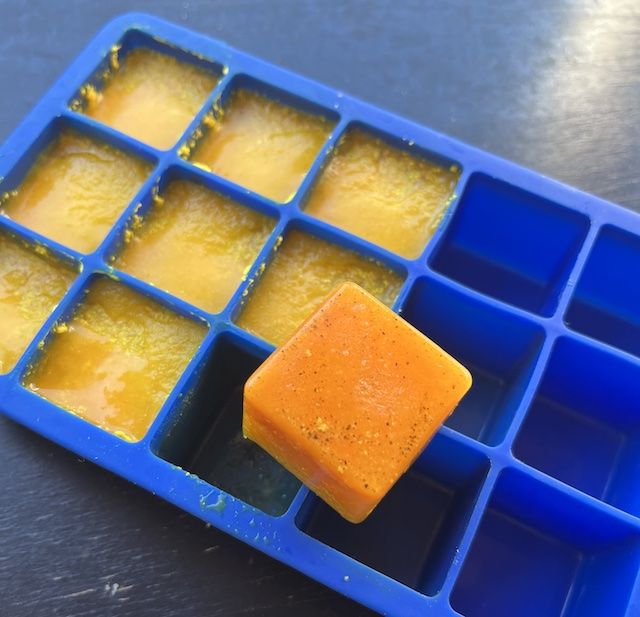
<box><xmin>1</xmin><ymin>13</ymin><xmax>640</xmax><ymax>617</ymax></box>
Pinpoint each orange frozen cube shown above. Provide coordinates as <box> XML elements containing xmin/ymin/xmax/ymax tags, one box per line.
<box><xmin>243</xmin><ymin>282</ymin><xmax>472</xmax><ymax>523</ymax></box>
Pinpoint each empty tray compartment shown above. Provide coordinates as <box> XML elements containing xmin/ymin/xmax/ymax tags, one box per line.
<box><xmin>514</xmin><ymin>335</ymin><xmax>640</xmax><ymax>517</ymax></box>
<box><xmin>452</xmin><ymin>468</ymin><xmax>640</xmax><ymax>617</ymax></box>
<box><xmin>431</xmin><ymin>173</ymin><xmax>589</xmax><ymax>316</ymax></box>
<box><xmin>566</xmin><ymin>225</ymin><xmax>640</xmax><ymax>358</ymax></box>
<box><xmin>402</xmin><ymin>276</ymin><xmax>544</xmax><ymax>445</ymax></box>
<box><xmin>296</xmin><ymin>432</ymin><xmax>489</xmax><ymax>596</ymax></box>
<box><xmin>155</xmin><ymin>332</ymin><xmax>301</xmax><ymax>516</ymax></box>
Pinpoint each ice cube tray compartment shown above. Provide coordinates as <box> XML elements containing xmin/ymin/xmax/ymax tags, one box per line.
<box><xmin>182</xmin><ymin>74</ymin><xmax>339</xmax><ymax>204</ymax></box>
<box><xmin>513</xmin><ymin>335</ymin><xmax>640</xmax><ymax>517</ymax></box>
<box><xmin>451</xmin><ymin>468</ymin><xmax>640</xmax><ymax>617</ymax></box>
<box><xmin>234</xmin><ymin>223</ymin><xmax>406</xmax><ymax>346</ymax></box>
<box><xmin>565</xmin><ymin>225</ymin><xmax>640</xmax><ymax>358</ymax></box>
<box><xmin>156</xmin><ymin>331</ymin><xmax>301</xmax><ymax>517</ymax></box>
<box><xmin>109</xmin><ymin>165</ymin><xmax>277</xmax><ymax>315</ymax></box>
<box><xmin>0</xmin><ymin>13</ymin><xmax>639</xmax><ymax>617</ymax></box>
<box><xmin>430</xmin><ymin>172</ymin><xmax>591</xmax><ymax>316</ymax></box>
<box><xmin>296</xmin><ymin>432</ymin><xmax>489</xmax><ymax>597</ymax></box>
<box><xmin>70</xmin><ymin>28</ymin><xmax>225</xmax><ymax>151</ymax></box>
<box><xmin>402</xmin><ymin>276</ymin><xmax>545</xmax><ymax>446</ymax></box>
<box><xmin>301</xmin><ymin>122</ymin><xmax>461</xmax><ymax>259</ymax></box>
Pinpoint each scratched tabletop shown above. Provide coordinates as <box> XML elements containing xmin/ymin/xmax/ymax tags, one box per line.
<box><xmin>1</xmin><ymin>1</ymin><xmax>639</xmax><ymax>616</ymax></box>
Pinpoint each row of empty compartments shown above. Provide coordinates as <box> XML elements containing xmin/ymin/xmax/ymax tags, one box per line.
<box><xmin>160</xmin><ymin>334</ymin><xmax>640</xmax><ymax>617</ymax></box>
<box><xmin>301</xmin><ymin>466</ymin><xmax>640</xmax><ymax>617</ymax></box>
<box><xmin>2</xmin><ymin>115</ymin><xmax>639</xmax><ymax>356</ymax></box>
<box><xmin>158</xmin><ymin>327</ymin><xmax>640</xmax><ymax>513</ymax></box>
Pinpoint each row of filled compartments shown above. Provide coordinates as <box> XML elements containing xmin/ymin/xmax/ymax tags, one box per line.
<box><xmin>65</xmin><ymin>29</ymin><xmax>464</xmax><ymax>260</ymax></box>
<box><xmin>0</xmin><ymin>109</ymin><xmax>459</xmax><ymax>264</ymax></box>
<box><xmin>3</xmin><ymin>110</ymin><xmax>638</xmax><ymax>358</ymax></box>
<box><xmin>2</xmin><ymin>213</ymin><xmax>640</xmax><ymax>501</ymax></box>
<box><xmin>0</xmin><ymin>122</ymin><xmax>407</xmax><ymax>343</ymax></box>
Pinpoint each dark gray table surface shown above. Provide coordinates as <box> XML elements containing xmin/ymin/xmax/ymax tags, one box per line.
<box><xmin>1</xmin><ymin>1</ymin><xmax>639</xmax><ymax>616</ymax></box>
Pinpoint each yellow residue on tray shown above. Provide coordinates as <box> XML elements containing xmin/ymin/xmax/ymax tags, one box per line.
<box><xmin>115</xmin><ymin>180</ymin><xmax>274</xmax><ymax>313</ymax></box>
<box><xmin>304</xmin><ymin>129</ymin><xmax>460</xmax><ymax>258</ymax></box>
<box><xmin>237</xmin><ymin>230</ymin><xmax>403</xmax><ymax>346</ymax></box>
<box><xmin>189</xmin><ymin>89</ymin><xmax>333</xmax><ymax>202</ymax></box>
<box><xmin>0</xmin><ymin>235</ymin><xmax>75</xmax><ymax>374</ymax></box>
<box><xmin>80</xmin><ymin>48</ymin><xmax>219</xmax><ymax>150</ymax></box>
<box><xmin>26</xmin><ymin>278</ymin><xmax>206</xmax><ymax>442</ymax></box>
<box><xmin>1</xmin><ymin>130</ymin><xmax>151</xmax><ymax>254</ymax></box>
